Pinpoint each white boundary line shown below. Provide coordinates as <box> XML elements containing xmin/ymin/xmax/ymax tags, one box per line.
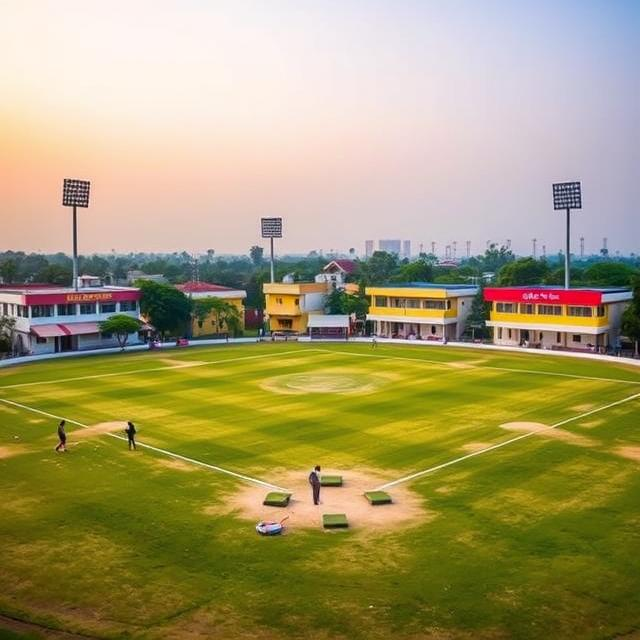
<box><xmin>0</xmin><ymin>349</ymin><xmax>319</xmax><ymax>391</ymax></box>
<box><xmin>375</xmin><ymin>392</ymin><xmax>640</xmax><ymax>490</ymax></box>
<box><xmin>313</xmin><ymin>348</ymin><xmax>640</xmax><ymax>386</ymax></box>
<box><xmin>0</xmin><ymin>397</ymin><xmax>290</xmax><ymax>493</ymax></box>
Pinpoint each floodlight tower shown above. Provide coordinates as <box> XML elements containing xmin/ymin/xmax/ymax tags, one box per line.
<box><xmin>466</xmin><ymin>240</ymin><xmax>471</xmax><ymax>258</ymax></box>
<box><xmin>552</xmin><ymin>181</ymin><xmax>582</xmax><ymax>289</ymax></box>
<box><xmin>542</xmin><ymin>244</ymin><xmax>547</xmax><ymax>258</ymax></box>
<box><xmin>62</xmin><ymin>178</ymin><xmax>91</xmax><ymax>291</ymax></box>
<box><xmin>532</xmin><ymin>238</ymin><xmax>537</xmax><ymax>258</ymax></box>
<box><xmin>431</xmin><ymin>241</ymin><xmax>436</xmax><ymax>255</ymax></box>
<box><xmin>261</xmin><ymin>217</ymin><xmax>283</xmax><ymax>283</ymax></box>
<box><xmin>580</xmin><ymin>236</ymin><xmax>585</xmax><ymax>259</ymax></box>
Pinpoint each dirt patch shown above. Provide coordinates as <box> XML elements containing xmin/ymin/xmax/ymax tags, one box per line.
<box><xmin>212</xmin><ymin>469</ymin><xmax>431</xmax><ymax>533</ymax></box>
<box><xmin>0</xmin><ymin>613</ymin><xmax>98</xmax><ymax>639</ymax></box>
<box><xmin>0</xmin><ymin>444</ymin><xmax>29</xmax><ymax>459</ymax></box>
<box><xmin>73</xmin><ymin>422</ymin><xmax>128</xmax><ymax>439</ymax></box>
<box><xmin>614</xmin><ymin>446</ymin><xmax>640</xmax><ymax>462</ymax></box>
<box><xmin>159</xmin><ymin>358</ymin><xmax>207</xmax><ymax>367</ymax></box>
<box><xmin>153</xmin><ymin>458</ymin><xmax>198</xmax><ymax>472</ymax></box>
<box><xmin>460</xmin><ymin>442</ymin><xmax>494</xmax><ymax>452</ymax></box>
<box><xmin>260</xmin><ymin>371</ymin><xmax>387</xmax><ymax>395</ymax></box>
<box><xmin>500</xmin><ymin>422</ymin><xmax>597</xmax><ymax>447</ymax></box>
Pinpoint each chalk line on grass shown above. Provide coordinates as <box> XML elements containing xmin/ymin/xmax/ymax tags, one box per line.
<box><xmin>0</xmin><ymin>397</ymin><xmax>289</xmax><ymax>492</ymax></box>
<box><xmin>0</xmin><ymin>349</ymin><xmax>324</xmax><ymax>391</ymax></box>
<box><xmin>313</xmin><ymin>348</ymin><xmax>640</xmax><ymax>386</ymax></box>
<box><xmin>375</xmin><ymin>392</ymin><xmax>640</xmax><ymax>490</ymax></box>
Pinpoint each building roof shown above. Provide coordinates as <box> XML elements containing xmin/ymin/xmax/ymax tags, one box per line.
<box><xmin>176</xmin><ymin>281</ymin><xmax>236</xmax><ymax>293</ymax></box>
<box><xmin>0</xmin><ymin>285</ymin><xmax>138</xmax><ymax>295</ymax></box>
<box><xmin>380</xmin><ymin>282</ymin><xmax>476</xmax><ymax>290</ymax></box>
<box><xmin>307</xmin><ymin>315</ymin><xmax>350</xmax><ymax>328</ymax></box>
<box><xmin>323</xmin><ymin>260</ymin><xmax>357</xmax><ymax>274</ymax></box>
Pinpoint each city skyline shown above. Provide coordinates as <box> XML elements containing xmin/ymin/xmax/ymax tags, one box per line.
<box><xmin>2</xmin><ymin>1</ymin><xmax>639</xmax><ymax>256</ymax></box>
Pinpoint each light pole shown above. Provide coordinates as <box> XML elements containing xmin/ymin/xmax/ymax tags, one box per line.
<box><xmin>261</xmin><ymin>217</ymin><xmax>283</xmax><ymax>283</ymax></box>
<box><xmin>552</xmin><ymin>181</ymin><xmax>581</xmax><ymax>289</ymax></box>
<box><xmin>62</xmin><ymin>179</ymin><xmax>91</xmax><ymax>291</ymax></box>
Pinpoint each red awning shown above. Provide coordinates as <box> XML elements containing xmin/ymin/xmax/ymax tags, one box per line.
<box><xmin>58</xmin><ymin>322</ymin><xmax>100</xmax><ymax>336</ymax></box>
<box><xmin>31</xmin><ymin>324</ymin><xmax>67</xmax><ymax>338</ymax></box>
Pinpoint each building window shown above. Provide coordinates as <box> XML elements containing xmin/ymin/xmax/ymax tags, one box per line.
<box><xmin>278</xmin><ymin>319</ymin><xmax>292</xmax><ymax>329</ymax></box>
<box><xmin>446</xmin><ymin>300</ymin><xmax>452</xmax><ymax>310</ymax></box>
<box><xmin>519</xmin><ymin>304</ymin><xmax>535</xmax><ymax>314</ymax></box>
<box><xmin>276</xmin><ymin>297</ymin><xmax>283</xmax><ymax>305</ymax></box>
<box><xmin>596</xmin><ymin>305</ymin><xmax>605</xmax><ymax>317</ymax></box>
<box><xmin>80</xmin><ymin>303</ymin><xmax>96</xmax><ymax>315</ymax></box>
<box><xmin>567</xmin><ymin>306</ymin><xmax>593</xmax><ymax>317</ymax></box>
<box><xmin>406</xmin><ymin>299</ymin><xmax>420</xmax><ymax>308</ymax></box>
<box><xmin>36</xmin><ymin>336</ymin><xmax>47</xmax><ymax>344</ymax></box>
<box><xmin>57</xmin><ymin>303</ymin><xmax>77</xmax><ymax>316</ymax></box>
<box><xmin>556</xmin><ymin>332</ymin><xmax>562</xmax><ymax>343</ymax></box>
<box><xmin>496</xmin><ymin>303</ymin><xmax>516</xmax><ymax>313</ymax></box>
<box><xmin>375</xmin><ymin>296</ymin><xmax>388</xmax><ymax>307</ymax></box>
<box><xmin>498</xmin><ymin>328</ymin><xmax>503</xmax><ymax>339</ymax></box>
<box><xmin>431</xmin><ymin>325</ymin><xmax>436</xmax><ymax>335</ymax></box>
<box><xmin>537</xmin><ymin>304</ymin><xmax>562</xmax><ymax>316</ymax></box>
<box><xmin>100</xmin><ymin>303</ymin><xmax>116</xmax><ymax>313</ymax></box>
<box><xmin>539</xmin><ymin>332</ymin><xmax>543</xmax><ymax>340</ymax></box>
<box><xmin>572</xmin><ymin>335</ymin><xmax>582</xmax><ymax>343</ymax></box>
<box><xmin>423</xmin><ymin>300</ymin><xmax>446</xmax><ymax>310</ymax></box>
<box><xmin>119</xmin><ymin>301</ymin><xmax>137</xmax><ymax>312</ymax></box>
<box><xmin>101</xmin><ymin>332</ymin><xmax>113</xmax><ymax>339</ymax></box>
<box><xmin>508</xmin><ymin>329</ymin><xmax>512</xmax><ymax>339</ymax></box>
<box><xmin>294</xmin><ymin>298</ymin><xmax>299</xmax><ymax>306</ymax></box>
<box><xmin>31</xmin><ymin>305</ymin><xmax>54</xmax><ymax>318</ymax></box>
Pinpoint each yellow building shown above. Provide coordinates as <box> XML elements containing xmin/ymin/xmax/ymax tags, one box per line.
<box><xmin>365</xmin><ymin>283</ymin><xmax>478</xmax><ymax>340</ymax></box>
<box><xmin>484</xmin><ymin>286</ymin><xmax>632</xmax><ymax>350</ymax></box>
<box><xmin>263</xmin><ymin>282</ymin><xmax>327</xmax><ymax>333</ymax></box>
<box><xmin>176</xmin><ymin>281</ymin><xmax>246</xmax><ymax>337</ymax></box>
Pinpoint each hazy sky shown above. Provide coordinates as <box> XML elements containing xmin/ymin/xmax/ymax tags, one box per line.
<box><xmin>1</xmin><ymin>0</ymin><xmax>639</xmax><ymax>257</ymax></box>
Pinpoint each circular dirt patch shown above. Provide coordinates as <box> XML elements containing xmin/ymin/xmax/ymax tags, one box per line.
<box><xmin>261</xmin><ymin>372</ymin><xmax>385</xmax><ymax>395</ymax></box>
<box><xmin>213</xmin><ymin>469</ymin><xmax>433</xmax><ymax>533</ymax></box>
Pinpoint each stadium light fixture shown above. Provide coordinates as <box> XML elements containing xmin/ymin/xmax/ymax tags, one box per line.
<box><xmin>261</xmin><ymin>217</ymin><xmax>283</xmax><ymax>283</ymax></box>
<box><xmin>552</xmin><ymin>181</ymin><xmax>581</xmax><ymax>289</ymax></box>
<box><xmin>62</xmin><ymin>179</ymin><xmax>91</xmax><ymax>291</ymax></box>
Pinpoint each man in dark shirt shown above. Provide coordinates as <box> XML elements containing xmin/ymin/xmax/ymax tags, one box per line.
<box><xmin>55</xmin><ymin>420</ymin><xmax>67</xmax><ymax>452</ymax></box>
<box><xmin>125</xmin><ymin>421</ymin><xmax>137</xmax><ymax>450</ymax></box>
<box><xmin>309</xmin><ymin>465</ymin><xmax>321</xmax><ymax>505</ymax></box>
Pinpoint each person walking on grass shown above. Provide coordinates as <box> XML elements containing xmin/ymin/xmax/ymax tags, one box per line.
<box><xmin>309</xmin><ymin>465</ymin><xmax>321</xmax><ymax>505</ymax></box>
<box><xmin>125</xmin><ymin>421</ymin><xmax>137</xmax><ymax>450</ymax></box>
<box><xmin>55</xmin><ymin>420</ymin><xmax>67</xmax><ymax>452</ymax></box>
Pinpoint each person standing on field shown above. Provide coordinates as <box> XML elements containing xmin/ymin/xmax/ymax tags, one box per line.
<box><xmin>125</xmin><ymin>421</ymin><xmax>137</xmax><ymax>450</ymax></box>
<box><xmin>55</xmin><ymin>420</ymin><xmax>67</xmax><ymax>452</ymax></box>
<box><xmin>309</xmin><ymin>465</ymin><xmax>321</xmax><ymax>505</ymax></box>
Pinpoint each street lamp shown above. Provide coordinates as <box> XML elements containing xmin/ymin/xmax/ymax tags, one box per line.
<box><xmin>62</xmin><ymin>178</ymin><xmax>91</xmax><ymax>291</ymax></box>
<box><xmin>552</xmin><ymin>181</ymin><xmax>581</xmax><ymax>289</ymax></box>
<box><xmin>261</xmin><ymin>217</ymin><xmax>283</xmax><ymax>283</ymax></box>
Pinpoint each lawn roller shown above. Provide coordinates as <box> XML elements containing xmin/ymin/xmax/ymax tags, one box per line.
<box><xmin>256</xmin><ymin>516</ymin><xmax>289</xmax><ymax>536</ymax></box>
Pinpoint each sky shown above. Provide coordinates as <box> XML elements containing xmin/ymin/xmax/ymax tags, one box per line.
<box><xmin>1</xmin><ymin>0</ymin><xmax>639</xmax><ymax>257</ymax></box>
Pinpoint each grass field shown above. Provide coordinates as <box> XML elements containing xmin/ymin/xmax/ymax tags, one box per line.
<box><xmin>0</xmin><ymin>342</ymin><xmax>639</xmax><ymax>640</ymax></box>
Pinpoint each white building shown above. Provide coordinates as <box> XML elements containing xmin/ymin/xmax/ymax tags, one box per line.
<box><xmin>0</xmin><ymin>279</ymin><xmax>144</xmax><ymax>355</ymax></box>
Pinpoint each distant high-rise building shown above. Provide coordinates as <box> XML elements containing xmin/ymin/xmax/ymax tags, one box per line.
<box><xmin>379</xmin><ymin>239</ymin><xmax>402</xmax><ymax>255</ymax></box>
<box><xmin>365</xmin><ymin>240</ymin><xmax>374</xmax><ymax>257</ymax></box>
<box><xmin>402</xmin><ymin>240</ymin><xmax>411</xmax><ymax>259</ymax></box>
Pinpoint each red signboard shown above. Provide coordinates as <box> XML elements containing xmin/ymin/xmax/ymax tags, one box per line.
<box><xmin>24</xmin><ymin>290</ymin><xmax>140</xmax><ymax>306</ymax></box>
<box><xmin>484</xmin><ymin>288</ymin><xmax>602</xmax><ymax>306</ymax></box>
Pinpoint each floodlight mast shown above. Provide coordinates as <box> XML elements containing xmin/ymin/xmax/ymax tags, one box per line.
<box><xmin>62</xmin><ymin>179</ymin><xmax>91</xmax><ymax>291</ymax></box>
<box><xmin>552</xmin><ymin>181</ymin><xmax>581</xmax><ymax>289</ymax></box>
<box><xmin>260</xmin><ymin>217</ymin><xmax>283</xmax><ymax>283</ymax></box>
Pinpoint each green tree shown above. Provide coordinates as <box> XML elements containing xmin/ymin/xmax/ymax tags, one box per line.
<box><xmin>99</xmin><ymin>315</ymin><xmax>142</xmax><ymax>350</ymax></box>
<box><xmin>324</xmin><ymin>289</ymin><xmax>368</xmax><ymax>319</ymax></box>
<box><xmin>621</xmin><ymin>276</ymin><xmax>640</xmax><ymax>356</ymax></box>
<box><xmin>192</xmin><ymin>297</ymin><xmax>241</xmax><ymax>336</ymax></box>
<box><xmin>0</xmin><ymin>259</ymin><xmax>18</xmax><ymax>284</ymax></box>
<box><xmin>249</xmin><ymin>246</ymin><xmax>264</xmax><ymax>266</ymax></box>
<box><xmin>138</xmin><ymin>281</ymin><xmax>192</xmax><ymax>340</ymax></box>
<box><xmin>583</xmin><ymin>262</ymin><xmax>638</xmax><ymax>287</ymax></box>
<box><xmin>0</xmin><ymin>316</ymin><xmax>17</xmax><ymax>355</ymax></box>
<box><xmin>480</xmin><ymin>244</ymin><xmax>515</xmax><ymax>273</ymax></box>
<box><xmin>395</xmin><ymin>257</ymin><xmax>433</xmax><ymax>283</ymax></box>
<box><xmin>464</xmin><ymin>287</ymin><xmax>491</xmax><ymax>339</ymax></box>
<box><xmin>497</xmin><ymin>257</ymin><xmax>550</xmax><ymax>286</ymax></box>
<box><xmin>355</xmin><ymin>251</ymin><xmax>398</xmax><ymax>286</ymax></box>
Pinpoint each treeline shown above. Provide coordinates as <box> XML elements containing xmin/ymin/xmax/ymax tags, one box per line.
<box><xmin>1</xmin><ymin>245</ymin><xmax>639</xmax><ymax>311</ymax></box>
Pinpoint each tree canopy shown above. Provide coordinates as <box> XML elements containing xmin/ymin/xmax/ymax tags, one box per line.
<box><xmin>138</xmin><ymin>281</ymin><xmax>192</xmax><ymax>339</ymax></box>
<box><xmin>98</xmin><ymin>315</ymin><xmax>142</xmax><ymax>350</ymax></box>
